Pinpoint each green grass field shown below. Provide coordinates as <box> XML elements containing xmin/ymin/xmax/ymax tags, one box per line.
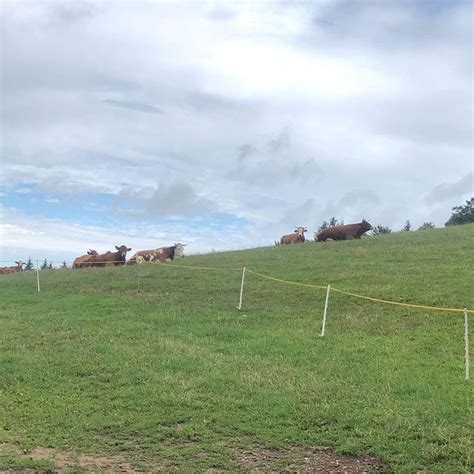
<box><xmin>1</xmin><ymin>225</ymin><xmax>473</xmax><ymax>472</ymax></box>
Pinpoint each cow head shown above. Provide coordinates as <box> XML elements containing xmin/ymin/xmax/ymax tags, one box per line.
<box><xmin>87</xmin><ymin>249</ymin><xmax>98</xmax><ymax>255</ymax></box>
<box><xmin>115</xmin><ymin>245</ymin><xmax>132</xmax><ymax>259</ymax></box>
<box><xmin>360</xmin><ymin>219</ymin><xmax>373</xmax><ymax>232</ymax></box>
<box><xmin>294</xmin><ymin>227</ymin><xmax>307</xmax><ymax>236</ymax></box>
<box><xmin>15</xmin><ymin>261</ymin><xmax>23</xmax><ymax>270</ymax></box>
<box><xmin>174</xmin><ymin>243</ymin><xmax>187</xmax><ymax>258</ymax></box>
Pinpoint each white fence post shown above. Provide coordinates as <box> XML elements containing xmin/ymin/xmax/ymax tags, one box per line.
<box><xmin>36</xmin><ymin>260</ymin><xmax>41</xmax><ymax>293</ymax></box>
<box><xmin>320</xmin><ymin>284</ymin><xmax>331</xmax><ymax>337</ymax></box>
<box><xmin>465</xmin><ymin>309</ymin><xmax>470</xmax><ymax>381</ymax></box>
<box><xmin>237</xmin><ymin>267</ymin><xmax>246</xmax><ymax>310</ymax></box>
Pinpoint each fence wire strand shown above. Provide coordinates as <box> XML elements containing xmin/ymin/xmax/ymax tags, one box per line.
<box><xmin>245</xmin><ymin>268</ymin><xmax>473</xmax><ymax>314</ymax></box>
<box><xmin>1</xmin><ymin>259</ymin><xmax>472</xmax><ymax>314</ymax></box>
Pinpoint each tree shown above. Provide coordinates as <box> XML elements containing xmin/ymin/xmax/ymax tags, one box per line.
<box><xmin>41</xmin><ymin>259</ymin><xmax>48</xmax><ymax>270</ymax></box>
<box><xmin>318</xmin><ymin>217</ymin><xmax>344</xmax><ymax>232</ymax></box>
<box><xmin>371</xmin><ymin>224</ymin><xmax>392</xmax><ymax>235</ymax></box>
<box><xmin>24</xmin><ymin>257</ymin><xmax>34</xmax><ymax>270</ymax></box>
<box><xmin>48</xmin><ymin>262</ymin><xmax>53</xmax><ymax>270</ymax></box>
<box><xmin>402</xmin><ymin>220</ymin><xmax>411</xmax><ymax>232</ymax></box>
<box><xmin>61</xmin><ymin>260</ymin><xmax>68</xmax><ymax>268</ymax></box>
<box><xmin>445</xmin><ymin>197</ymin><xmax>473</xmax><ymax>226</ymax></box>
<box><xmin>417</xmin><ymin>222</ymin><xmax>435</xmax><ymax>231</ymax></box>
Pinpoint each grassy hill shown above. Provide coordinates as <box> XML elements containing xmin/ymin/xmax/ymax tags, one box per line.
<box><xmin>1</xmin><ymin>225</ymin><xmax>473</xmax><ymax>472</ymax></box>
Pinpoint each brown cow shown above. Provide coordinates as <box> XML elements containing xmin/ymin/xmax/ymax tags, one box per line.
<box><xmin>72</xmin><ymin>250</ymin><xmax>99</xmax><ymax>269</ymax></box>
<box><xmin>128</xmin><ymin>243</ymin><xmax>187</xmax><ymax>264</ymax></box>
<box><xmin>86</xmin><ymin>245</ymin><xmax>132</xmax><ymax>267</ymax></box>
<box><xmin>315</xmin><ymin>219</ymin><xmax>373</xmax><ymax>242</ymax></box>
<box><xmin>0</xmin><ymin>261</ymin><xmax>24</xmax><ymax>275</ymax></box>
<box><xmin>280</xmin><ymin>227</ymin><xmax>307</xmax><ymax>245</ymax></box>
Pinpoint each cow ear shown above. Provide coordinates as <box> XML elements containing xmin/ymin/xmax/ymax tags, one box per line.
<box><xmin>115</xmin><ymin>246</ymin><xmax>120</xmax><ymax>250</ymax></box>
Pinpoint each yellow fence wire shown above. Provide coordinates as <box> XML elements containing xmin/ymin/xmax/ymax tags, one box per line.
<box><xmin>242</xmin><ymin>269</ymin><xmax>472</xmax><ymax>314</ymax></box>
<box><xmin>5</xmin><ymin>259</ymin><xmax>473</xmax><ymax>314</ymax></box>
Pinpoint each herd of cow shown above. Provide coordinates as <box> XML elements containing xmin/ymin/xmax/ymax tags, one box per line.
<box><xmin>0</xmin><ymin>220</ymin><xmax>373</xmax><ymax>275</ymax></box>
<box><xmin>280</xmin><ymin>219</ymin><xmax>373</xmax><ymax>244</ymax></box>
<box><xmin>72</xmin><ymin>243</ymin><xmax>188</xmax><ymax>268</ymax></box>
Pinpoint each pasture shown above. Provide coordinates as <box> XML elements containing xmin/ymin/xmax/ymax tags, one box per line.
<box><xmin>1</xmin><ymin>225</ymin><xmax>473</xmax><ymax>472</ymax></box>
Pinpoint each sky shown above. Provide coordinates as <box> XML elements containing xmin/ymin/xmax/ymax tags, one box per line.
<box><xmin>0</xmin><ymin>0</ymin><xmax>472</xmax><ymax>265</ymax></box>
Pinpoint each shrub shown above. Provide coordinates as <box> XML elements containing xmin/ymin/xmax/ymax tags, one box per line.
<box><xmin>371</xmin><ymin>224</ymin><xmax>392</xmax><ymax>235</ymax></box>
<box><xmin>445</xmin><ymin>197</ymin><xmax>473</xmax><ymax>226</ymax></box>
<box><xmin>318</xmin><ymin>217</ymin><xmax>344</xmax><ymax>232</ymax></box>
<box><xmin>417</xmin><ymin>222</ymin><xmax>435</xmax><ymax>231</ymax></box>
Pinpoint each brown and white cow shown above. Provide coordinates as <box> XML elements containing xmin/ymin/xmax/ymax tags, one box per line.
<box><xmin>128</xmin><ymin>243</ymin><xmax>187</xmax><ymax>264</ymax></box>
<box><xmin>315</xmin><ymin>219</ymin><xmax>373</xmax><ymax>242</ymax></box>
<box><xmin>72</xmin><ymin>250</ymin><xmax>99</xmax><ymax>269</ymax></box>
<box><xmin>280</xmin><ymin>227</ymin><xmax>307</xmax><ymax>245</ymax></box>
<box><xmin>86</xmin><ymin>245</ymin><xmax>132</xmax><ymax>267</ymax></box>
<box><xmin>0</xmin><ymin>261</ymin><xmax>24</xmax><ymax>275</ymax></box>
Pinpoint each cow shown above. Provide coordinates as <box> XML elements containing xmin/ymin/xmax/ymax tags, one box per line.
<box><xmin>280</xmin><ymin>227</ymin><xmax>307</xmax><ymax>245</ymax></box>
<box><xmin>315</xmin><ymin>219</ymin><xmax>373</xmax><ymax>242</ymax></box>
<box><xmin>72</xmin><ymin>250</ymin><xmax>99</xmax><ymax>269</ymax></box>
<box><xmin>86</xmin><ymin>245</ymin><xmax>132</xmax><ymax>267</ymax></box>
<box><xmin>128</xmin><ymin>243</ymin><xmax>187</xmax><ymax>264</ymax></box>
<box><xmin>0</xmin><ymin>261</ymin><xmax>23</xmax><ymax>275</ymax></box>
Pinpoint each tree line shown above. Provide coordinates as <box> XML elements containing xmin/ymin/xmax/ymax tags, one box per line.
<box><xmin>22</xmin><ymin>258</ymin><xmax>68</xmax><ymax>270</ymax></box>
<box><xmin>319</xmin><ymin>197</ymin><xmax>473</xmax><ymax>235</ymax></box>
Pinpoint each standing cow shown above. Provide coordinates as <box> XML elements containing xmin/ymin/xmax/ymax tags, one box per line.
<box><xmin>280</xmin><ymin>227</ymin><xmax>307</xmax><ymax>245</ymax></box>
<box><xmin>73</xmin><ymin>250</ymin><xmax>99</xmax><ymax>269</ymax></box>
<box><xmin>315</xmin><ymin>219</ymin><xmax>373</xmax><ymax>242</ymax></box>
<box><xmin>128</xmin><ymin>243</ymin><xmax>187</xmax><ymax>264</ymax></box>
<box><xmin>0</xmin><ymin>261</ymin><xmax>24</xmax><ymax>275</ymax></box>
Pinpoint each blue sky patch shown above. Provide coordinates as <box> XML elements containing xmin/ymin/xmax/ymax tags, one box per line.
<box><xmin>1</xmin><ymin>185</ymin><xmax>249</xmax><ymax>231</ymax></box>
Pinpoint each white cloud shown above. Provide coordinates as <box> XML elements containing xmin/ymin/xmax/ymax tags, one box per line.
<box><xmin>0</xmin><ymin>205</ymin><xmax>258</xmax><ymax>264</ymax></box>
<box><xmin>0</xmin><ymin>0</ymin><xmax>472</xmax><ymax>258</ymax></box>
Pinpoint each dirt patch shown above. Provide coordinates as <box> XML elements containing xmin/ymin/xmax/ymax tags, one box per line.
<box><xmin>0</xmin><ymin>443</ymin><xmax>22</xmax><ymax>455</ymax></box>
<box><xmin>0</xmin><ymin>443</ymin><xmax>141</xmax><ymax>473</ymax></box>
<box><xmin>237</xmin><ymin>446</ymin><xmax>388</xmax><ymax>473</ymax></box>
<box><xmin>2</xmin><ymin>442</ymin><xmax>388</xmax><ymax>472</ymax></box>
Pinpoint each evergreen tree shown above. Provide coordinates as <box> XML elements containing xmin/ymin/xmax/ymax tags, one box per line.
<box><xmin>61</xmin><ymin>260</ymin><xmax>68</xmax><ymax>268</ymax></box>
<box><xmin>48</xmin><ymin>262</ymin><xmax>53</xmax><ymax>270</ymax></box>
<box><xmin>41</xmin><ymin>259</ymin><xmax>48</xmax><ymax>270</ymax></box>
<box><xmin>402</xmin><ymin>220</ymin><xmax>411</xmax><ymax>231</ymax></box>
<box><xmin>24</xmin><ymin>257</ymin><xmax>34</xmax><ymax>270</ymax></box>
<box><xmin>318</xmin><ymin>220</ymin><xmax>329</xmax><ymax>231</ymax></box>
<box><xmin>445</xmin><ymin>197</ymin><xmax>473</xmax><ymax>226</ymax></box>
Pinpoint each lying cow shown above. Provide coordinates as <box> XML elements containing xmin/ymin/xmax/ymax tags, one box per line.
<box><xmin>280</xmin><ymin>227</ymin><xmax>307</xmax><ymax>245</ymax></box>
<box><xmin>72</xmin><ymin>250</ymin><xmax>99</xmax><ymax>269</ymax></box>
<box><xmin>86</xmin><ymin>245</ymin><xmax>132</xmax><ymax>267</ymax></box>
<box><xmin>315</xmin><ymin>219</ymin><xmax>373</xmax><ymax>242</ymax></box>
<box><xmin>128</xmin><ymin>243</ymin><xmax>187</xmax><ymax>264</ymax></box>
<box><xmin>0</xmin><ymin>261</ymin><xmax>24</xmax><ymax>275</ymax></box>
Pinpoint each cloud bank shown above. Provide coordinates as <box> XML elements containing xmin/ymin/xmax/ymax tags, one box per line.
<box><xmin>1</xmin><ymin>0</ymin><xmax>472</xmax><ymax>262</ymax></box>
